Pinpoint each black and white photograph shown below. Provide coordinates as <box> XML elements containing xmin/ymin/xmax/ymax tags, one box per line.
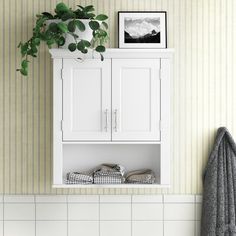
<box><xmin>124</xmin><ymin>17</ymin><xmax>161</xmax><ymax>43</ymax></box>
<box><xmin>118</xmin><ymin>11</ymin><xmax>167</xmax><ymax>48</ymax></box>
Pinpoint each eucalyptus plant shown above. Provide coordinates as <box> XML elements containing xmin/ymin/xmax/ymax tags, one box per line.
<box><xmin>17</xmin><ymin>2</ymin><xmax>109</xmax><ymax>76</ymax></box>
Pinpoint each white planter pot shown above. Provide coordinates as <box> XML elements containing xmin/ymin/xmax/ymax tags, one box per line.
<box><xmin>46</xmin><ymin>19</ymin><xmax>93</xmax><ymax>49</ymax></box>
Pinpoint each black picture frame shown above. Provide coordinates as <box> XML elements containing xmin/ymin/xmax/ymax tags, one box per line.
<box><xmin>118</xmin><ymin>11</ymin><xmax>167</xmax><ymax>48</ymax></box>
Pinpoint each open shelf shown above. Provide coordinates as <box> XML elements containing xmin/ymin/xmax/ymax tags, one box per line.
<box><xmin>61</xmin><ymin>143</ymin><xmax>161</xmax><ymax>186</ymax></box>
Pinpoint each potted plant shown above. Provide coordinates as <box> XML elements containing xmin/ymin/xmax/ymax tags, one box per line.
<box><xmin>17</xmin><ymin>2</ymin><xmax>109</xmax><ymax>76</ymax></box>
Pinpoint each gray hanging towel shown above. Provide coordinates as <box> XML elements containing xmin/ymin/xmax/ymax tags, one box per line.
<box><xmin>201</xmin><ymin>127</ymin><xmax>236</xmax><ymax>236</ymax></box>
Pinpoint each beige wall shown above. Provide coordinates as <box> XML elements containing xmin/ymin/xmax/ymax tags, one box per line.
<box><xmin>0</xmin><ymin>0</ymin><xmax>236</xmax><ymax>194</ymax></box>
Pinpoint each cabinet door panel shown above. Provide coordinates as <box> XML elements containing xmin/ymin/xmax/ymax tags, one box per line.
<box><xmin>63</xmin><ymin>59</ymin><xmax>111</xmax><ymax>141</ymax></box>
<box><xmin>112</xmin><ymin>59</ymin><xmax>160</xmax><ymax>141</ymax></box>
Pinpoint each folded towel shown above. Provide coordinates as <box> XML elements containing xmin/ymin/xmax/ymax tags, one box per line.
<box><xmin>94</xmin><ymin>163</ymin><xmax>125</xmax><ymax>176</ymax></box>
<box><xmin>65</xmin><ymin>172</ymin><xmax>93</xmax><ymax>184</ymax></box>
<box><xmin>94</xmin><ymin>175</ymin><xmax>124</xmax><ymax>184</ymax></box>
<box><xmin>93</xmin><ymin>163</ymin><xmax>125</xmax><ymax>184</ymax></box>
<box><xmin>125</xmin><ymin>169</ymin><xmax>155</xmax><ymax>184</ymax></box>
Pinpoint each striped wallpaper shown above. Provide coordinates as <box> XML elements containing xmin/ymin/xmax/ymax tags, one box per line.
<box><xmin>0</xmin><ymin>0</ymin><xmax>236</xmax><ymax>194</ymax></box>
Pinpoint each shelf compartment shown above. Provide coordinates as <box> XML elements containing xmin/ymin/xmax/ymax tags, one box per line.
<box><xmin>62</xmin><ymin>144</ymin><xmax>160</xmax><ymax>185</ymax></box>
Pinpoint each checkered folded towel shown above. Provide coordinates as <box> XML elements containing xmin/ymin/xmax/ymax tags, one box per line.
<box><xmin>93</xmin><ymin>163</ymin><xmax>125</xmax><ymax>184</ymax></box>
<box><xmin>65</xmin><ymin>172</ymin><xmax>93</xmax><ymax>184</ymax></box>
<box><xmin>125</xmin><ymin>169</ymin><xmax>155</xmax><ymax>184</ymax></box>
<box><xmin>94</xmin><ymin>175</ymin><xmax>124</xmax><ymax>184</ymax></box>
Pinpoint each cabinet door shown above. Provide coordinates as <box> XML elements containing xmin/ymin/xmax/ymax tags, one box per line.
<box><xmin>63</xmin><ymin>59</ymin><xmax>111</xmax><ymax>141</ymax></box>
<box><xmin>112</xmin><ymin>59</ymin><xmax>160</xmax><ymax>141</ymax></box>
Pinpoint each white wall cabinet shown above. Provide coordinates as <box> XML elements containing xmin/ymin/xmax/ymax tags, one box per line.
<box><xmin>50</xmin><ymin>48</ymin><xmax>174</xmax><ymax>188</ymax></box>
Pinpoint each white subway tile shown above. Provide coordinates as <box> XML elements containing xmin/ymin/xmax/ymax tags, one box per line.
<box><xmin>0</xmin><ymin>221</ymin><xmax>3</xmax><ymax>236</ymax></box>
<box><xmin>4</xmin><ymin>195</ymin><xmax>35</xmax><ymax>203</ymax></box>
<box><xmin>4</xmin><ymin>203</ymin><xmax>35</xmax><ymax>220</ymax></box>
<box><xmin>132</xmin><ymin>203</ymin><xmax>163</xmax><ymax>220</ymax></box>
<box><xmin>132</xmin><ymin>221</ymin><xmax>163</xmax><ymax>236</ymax></box>
<box><xmin>100</xmin><ymin>221</ymin><xmax>131</xmax><ymax>236</ymax></box>
<box><xmin>196</xmin><ymin>221</ymin><xmax>201</xmax><ymax>236</ymax></box>
<box><xmin>4</xmin><ymin>221</ymin><xmax>35</xmax><ymax>236</ymax></box>
<box><xmin>164</xmin><ymin>221</ymin><xmax>195</xmax><ymax>236</ymax></box>
<box><xmin>196</xmin><ymin>203</ymin><xmax>202</xmax><ymax>221</ymax></box>
<box><xmin>0</xmin><ymin>204</ymin><xmax>3</xmax><ymax>220</ymax></box>
<box><xmin>68</xmin><ymin>195</ymin><xmax>99</xmax><ymax>203</ymax></box>
<box><xmin>36</xmin><ymin>221</ymin><xmax>67</xmax><ymax>236</ymax></box>
<box><xmin>36</xmin><ymin>203</ymin><xmax>67</xmax><ymax>220</ymax></box>
<box><xmin>164</xmin><ymin>195</ymin><xmax>195</xmax><ymax>203</ymax></box>
<box><xmin>100</xmin><ymin>203</ymin><xmax>131</xmax><ymax>220</ymax></box>
<box><xmin>68</xmin><ymin>221</ymin><xmax>99</xmax><ymax>236</ymax></box>
<box><xmin>68</xmin><ymin>203</ymin><xmax>99</xmax><ymax>220</ymax></box>
<box><xmin>164</xmin><ymin>203</ymin><xmax>195</xmax><ymax>220</ymax></box>
<box><xmin>132</xmin><ymin>195</ymin><xmax>162</xmax><ymax>203</ymax></box>
<box><xmin>35</xmin><ymin>195</ymin><xmax>67</xmax><ymax>203</ymax></box>
<box><xmin>100</xmin><ymin>195</ymin><xmax>131</xmax><ymax>203</ymax></box>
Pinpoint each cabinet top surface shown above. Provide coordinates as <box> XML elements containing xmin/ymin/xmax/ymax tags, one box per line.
<box><xmin>49</xmin><ymin>48</ymin><xmax>174</xmax><ymax>59</ymax></box>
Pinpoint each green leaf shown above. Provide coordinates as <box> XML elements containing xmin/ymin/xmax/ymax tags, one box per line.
<box><xmin>27</xmin><ymin>49</ymin><xmax>34</xmax><ymax>56</ymax></box>
<box><xmin>17</xmin><ymin>42</ymin><xmax>22</xmax><ymax>48</ymax></box>
<box><xmin>61</xmin><ymin>12</ymin><xmax>74</xmax><ymax>21</ymax></box>
<box><xmin>98</xmin><ymin>29</ymin><xmax>107</xmax><ymax>37</ymax></box>
<box><xmin>21</xmin><ymin>59</ymin><xmax>29</xmax><ymax>69</ymax></box>
<box><xmin>57</xmin><ymin>22</ymin><xmax>68</xmax><ymax>33</ymax></box>
<box><xmin>86</xmin><ymin>13</ymin><xmax>95</xmax><ymax>19</ymax></box>
<box><xmin>68</xmin><ymin>43</ymin><xmax>76</xmax><ymax>51</ymax></box>
<box><xmin>77</xmin><ymin>5</ymin><xmax>84</xmax><ymax>10</ymax></box>
<box><xmin>21</xmin><ymin>43</ymin><xmax>28</xmax><ymax>56</ymax></box>
<box><xmin>77</xmin><ymin>40</ymin><xmax>85</xmax><ymax>51</ymax></box>
<box><xmin>82</xmin><ymin>40</ymin><xmax>91</xmax><ymax>47</ymax></box>
<box><xmin>20</xmin><ymin>68</ymin><xmax>28</xmax><ymax>76</ymax></box>
<box><xmin>46</xmin><ymin>38</ymin><xmax>55</xmax><ymax>46</ymax></box>
<box><xmin>42</xmin><ymin>12</ymin><xmax>54</xmax><ymax>19</ymax></box>
<box><xmin>81</xmin><ymin>48</ymin><xmax>88</xmax><ymax>54</ymax></box>
<box><xmin>58</xmin><ymin>36</ymin><xmax>65</xmax><ymax>46</ymax></box>
<box><xmin>31</xmin><ymin>45</ymin><xmax>38</xmax><ymax>53</ymax></box>
<box><xmin>102</xmin><ymin>21</ymin><xmax>108</xmax><ymax>29</ymax></box>
<box><xmin>84</xmin><ymin>5</ymin><xmax>95</xmax><ymax>12</ymax></box>
<box><xmin>49</xmin><ymin>22</ymin><xmax>58</xmax><ymax>33</ymax></box>
<box><xmin>33</xmin><ymin>38</ymin><xmax>40</xmax><ymax>46</ymax></box>
<box><xmin>95</xmin><ymin>45</ymin><xmax>105</xmax><ymax>52</ymax></box>
<box><xmin>75</xmin><ymin>20</ymin><xmax>85</xmax><ymax>31</ymax></box>
<box><xmin>89</xmin><ymin>21</ymin><xmax>99</xmax><ymax>30</ymax></box>
<box><xmin>95</xmin><ymin>14</ymin><xmax>108</xmax><ymax>21</ymax></box>
<box><xmin>56</xmin><ymin>2</ymin><xmax>69</xmax><ymax>13</ymax></box>
<box><xmin>36</xmin><ymin>16</ymin><xmax>47</xmax><ymax>28</ymax></box>
<box><xmin>68</xmin><ymin>21</ymin><xmax>76</xmax><ymax>32</ymax></box>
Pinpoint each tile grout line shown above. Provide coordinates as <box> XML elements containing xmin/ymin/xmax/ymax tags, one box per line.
<box><xmin>66</xmin><ymin>195</ymin><xmax>68</xmax><ymax>236</ymax></box>
<box><xmin>195</xmin><ymin>195</ymin><xmax>197</xmax><ymax>236</ymax></box>
<box><xmin>131</xmin><ymin>195</ymin><xmax>133</xmax><ymax>236</ymax></box>
<box><xmin>34</xmin><ymin>195</ymin><xmax>36</xmax><ymax>236</ymax></box>
<box><xmin>3</xmin><ymin>195</ymin><xmax>4</xmax><ymax>236</ymax></box>
<box><xmin>162</xmin><ymin>194</ymin><xmax>164</xmax><ymax>236</ymax></box>
<box><xmin>99</xmin><ymin>195</ymin><xmax>101</xmax><ymax>236</ymax></box>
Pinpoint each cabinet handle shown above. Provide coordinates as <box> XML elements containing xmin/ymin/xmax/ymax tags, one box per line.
<box><xmin>114</xmin><ymin>109</ymin><xmax>118</xmax><ymax>132</ymax></box>
<box><xmin>104</xmin><ymin>109</ymin><xmax>108</xmax><ymax>132</ymax></box>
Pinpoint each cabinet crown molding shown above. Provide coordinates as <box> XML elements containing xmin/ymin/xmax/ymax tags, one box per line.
<box><xmin>49</xmin><ymin>48</ymin><xmax>175</xmax><ymax>59</ymax></box>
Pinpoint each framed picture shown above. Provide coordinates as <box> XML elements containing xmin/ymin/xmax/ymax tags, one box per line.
<box><xmin>118</xmin><ymin>11</ymin><xmax>167</xmax><ymax>48</ymax></box>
